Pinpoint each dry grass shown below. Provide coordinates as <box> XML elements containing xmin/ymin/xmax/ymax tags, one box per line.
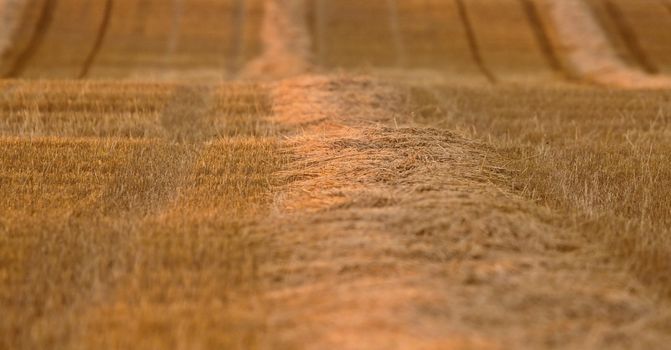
<box><xmin>242</xmin><ymin>75</ymin><xmax>671</xmax><ymax>349</ymax></box>
<box><xmin>0</xmin><ymin>80</ymin><xmax>271</xmax><ymax>139</ymax></box>
<box><xmin>3</xmin><ymin>0</ymin><xmax>671</xmax><ymax>348</ymax></box>
<box><xmin>0</xmin><ymin>80</ymin><xmax>174</xmax><ymax>137</ymax></box>
<box><xmin>0</xmin><ymin>1</ymin><xmax>283</xmax><ymax>347</ymax></box>
<box><xmin>407</xmin><ymin>84</ymin><xmax>671</xmax><ymax>297</ymax></box>
<box><xmin>0</xmin><ymin>82</ymin><xmax>286</xmax><ymax>349</ymax></box>
<box><xmin>68</xmin><ymin>137</ymin><xmax>285</xmax><ymax>350</ymax></box>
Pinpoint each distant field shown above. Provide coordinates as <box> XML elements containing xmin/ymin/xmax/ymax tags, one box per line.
<box><xmin>2</xmin><ymin>0</ymin><xmax>671</xmax><ymax>348</ymax></box>
<box><xmin>0</xmin><ymin>0</ymin><xmax>264</xmax><ymax>79</ymax></box>
<box><xmin>584</xmin><ymin>0</ymin><xmax>671</xmax><ymax>74</ymax></box>
<box><xmin>306</xmin><ymin>0</ymin><xmax>556</xmax><ymax>81</ymax></box>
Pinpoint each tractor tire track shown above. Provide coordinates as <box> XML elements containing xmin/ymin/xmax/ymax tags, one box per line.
<box><xmin>602</xmin><ymin>0</ymin><xmax>658</xmax><ymax>74</ymax></box>
<box><xmin>78</xmin><ymin>0</ymin><xmax>113</xmax><ymax>79</ymax></box>
<box><xmin>518</xmin><ymin>0</ymin><xmax>567</xmax><ymax>76</ymax></box>
<box><xmin>455</xmin><ymin>0</ymin><xmax>497</xmax><ymax>84</ymax></box>
<box><xmin>386</xmin><ymin>0</ymin><xmax>405</xmax><ymax>67</ymax></box>
<box><xmin>4</xmin><ymin>0</ymin><xmax>56</xmax><ymax>78</ymax></box>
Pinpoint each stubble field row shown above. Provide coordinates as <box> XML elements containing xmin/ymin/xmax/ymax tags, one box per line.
<box><xmin>0</xmin><ymin>80</ymin><xmax>283</xmax><ymax>348</ymax></box>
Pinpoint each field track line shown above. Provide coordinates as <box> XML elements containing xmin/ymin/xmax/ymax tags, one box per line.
<box><xmin>228</xmin><ymin>0</ymin><xmax>247</xmax><ymax>75</ymax></box>
<box><xmin>454</xmin><ymin>0</ymin><xmax>497</xmax><ymax>83</ymax></box>
<box><xmin>78</xmin><ymin>0</ymin><xmax>113</xmax><ymax>78</ymax></box>
<box><xmin>4</xmin><ymin>0</ymin><xmax>56</xmax><ymax>78</ymax></box>
<box><xmin>601</xmin><ymin>0</ymin><xmax>659</xmax><ymax>74</ymax></box>
<box><xmin>518</xmin><ymin>0</ymin><xmax>567</xmax><ymax>76</ymax></box>
<box><xmin>386</xmin><ymin>0</ymin><xmax>405</xmax><ymax>67</ymax></box>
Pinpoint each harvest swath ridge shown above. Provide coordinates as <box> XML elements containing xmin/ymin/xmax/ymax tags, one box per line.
<box><xmin>1</xmin><ymin>0</ymin><xmax>671</xmax><ymax>349</ymax></box>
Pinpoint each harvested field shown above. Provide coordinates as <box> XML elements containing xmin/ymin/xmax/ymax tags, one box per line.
<box><xmin>605</xmin><ymin>0</ymin><xmax>671</xmax><ymax>73</ymax></box>
<box><xmin>0</xmin><ymin>0</ymin><xmax>265</xmax><ymax>79</ymax></box>
<box><xmin>2</xmin><ymin>0</ymin><xmax>671</xmax><ymax>349</ymax></box>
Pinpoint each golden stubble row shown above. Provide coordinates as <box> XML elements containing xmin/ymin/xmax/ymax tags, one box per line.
<box><xmin>0</xmin><ymin>81</ymin><xmax>286</xmax><ymax>349</ymax></box>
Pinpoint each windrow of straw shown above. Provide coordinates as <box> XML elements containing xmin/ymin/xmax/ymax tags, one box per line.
<box><xmin>244</xmin><ymin>74</ymin><xmax>671</xmax><ymax>348</ymax></box>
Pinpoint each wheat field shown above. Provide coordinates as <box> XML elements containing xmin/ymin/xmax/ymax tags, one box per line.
<box><xmin>2</xmin><ymin>0</ymin><xmax>671</xmax><ymax>349</ymax></box>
